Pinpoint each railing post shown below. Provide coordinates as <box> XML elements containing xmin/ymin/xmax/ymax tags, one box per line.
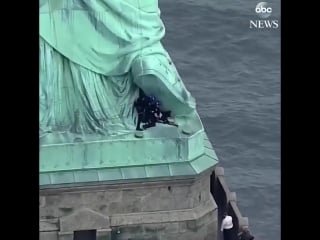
<box><xmin>239</xmin><ymin>217</ymin><xmax>249</xmax><ymax>231</ymax></box>
<box><xmin>215</xmin><ymin>167</ymin><xmax>224</xmax><ymax>177</ymax></box>
<box><xmin>229</xmin><ymin>192</ymin><xmax>237</xmax><ymax>203</ymax></box>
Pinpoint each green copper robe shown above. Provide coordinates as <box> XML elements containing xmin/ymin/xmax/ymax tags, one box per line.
<box><xmin>40</xmin><ymin>0</ymin><xmax>196</xmax><ymax>137</ymax></box>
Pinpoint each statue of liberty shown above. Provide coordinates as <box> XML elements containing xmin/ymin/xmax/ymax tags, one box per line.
<box><xmin>40</xmin><ymin>0</ymin><xmax>196</xmax><ymax>143</ymax></box>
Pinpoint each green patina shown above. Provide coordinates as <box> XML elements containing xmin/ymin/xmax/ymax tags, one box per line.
<box><xmin>39</xmin><ymin>0</ymin><xmax>218</xmax><ymax>187</ymax></box>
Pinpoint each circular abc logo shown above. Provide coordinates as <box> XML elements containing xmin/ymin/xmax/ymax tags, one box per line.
<box><xmin>255</xmin><ymin>2</ymin><xmax>272</xmax><ymax>19</ymax></box>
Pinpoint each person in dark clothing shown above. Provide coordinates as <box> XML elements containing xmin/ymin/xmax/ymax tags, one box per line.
<box><xmin>134</xmin><ymin>90</ymin><xmax>178</xmax><ymax>130</ymax></box>
<box><xmin>142</xmin><ymin>107</ymin><xmax>157</xmax><ymax>129</ymax></box>
<box><xmin>155</xmin><ymin>109</ymin><xmax>178</xmax><ymax>127</ymax></box>
<box><xmin>134</xmin><ymin>92</ymin><xmax>159</xmax><ymax>130</ymax></box>
<box><xmin>139</xmin><ymin>95</ymin><xmax>156</xmax><ymax>129</ymax></box>
<box><xmin>144</xmin><ymin>98</ymin><xmax>179</xmax><ymax>129</ymax></box>
<box><xmin>238</xmin><ymin>228</ymin><xmax>254</xmax><ymax>240</ymax></box>
<box><xmin>134</xmin><ymin>94</ymin><xmax>148</xmax><ymax>131</ymax></box>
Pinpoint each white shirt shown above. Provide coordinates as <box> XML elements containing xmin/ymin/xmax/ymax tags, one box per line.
<box><xmin>221</xmin><ymin>216</ymin><xmax>233</xmax><ymax>231</ymax></box>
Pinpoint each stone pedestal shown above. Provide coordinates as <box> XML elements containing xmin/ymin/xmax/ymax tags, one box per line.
<box><xmin>40</xmin><ymin>109</ymin><xmax>219</xmax><ymax>240</ymax></box>
<box><xmin>40</xmin><ymin>171</ymin><xmax>218</xmax><ymax>240</ymax></box>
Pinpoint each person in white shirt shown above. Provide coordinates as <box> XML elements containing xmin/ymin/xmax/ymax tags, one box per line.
<box><xmin>221</xmin><ymin>212</ymin><xmax>236</xmax><ymax>240</ymax></box>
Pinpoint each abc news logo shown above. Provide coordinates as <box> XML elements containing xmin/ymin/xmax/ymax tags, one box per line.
<box><xmin>250</xmin><ymin>2</ymin><xmax>279</xmax><ymax>29</ymax></box>
<box><xmin>255</xmin><ymin>4</ymin><xmax>272</xmax><ymax>15</ymax></box>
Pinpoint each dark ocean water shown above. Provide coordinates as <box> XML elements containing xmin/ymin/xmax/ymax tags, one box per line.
<box><xmin>159</xmin><ymin>1</ymin><xmax>280</xmax><ymax>240</ymax></box>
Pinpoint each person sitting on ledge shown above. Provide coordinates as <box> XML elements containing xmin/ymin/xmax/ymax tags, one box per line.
<box><xmin>155</xmin><ymin>108</ymin><xmax>178</xmax><ymax>127</ymax></box>
<box><xmin>134</xmin><ymin>92</ymin><xmax>148</xmax><ymax>131</ymax></box>
<box><xmin>134</xmin><ymin>91</ymin><xmax>178</xmax><ymax>130</ymax></box>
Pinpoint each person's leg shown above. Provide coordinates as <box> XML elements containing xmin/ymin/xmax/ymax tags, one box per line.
<box><xmin>150</xmin><ymin>114</ymin><xmax>157</xmax><ymax>127</ymax></box>
<box><xmin>224</xmin><ymin>229</ymin><xmax>233</xmax><ymax>240</ymax></box>
<box><xmin>136</xmin><ymin>112</ymin><xmax>143</xmax><ymax>130</ymax></box>
<box><xmin>143</xmin><ymin>120</ymin><xmax>156</xmax><ymax>129</ymax></box>
<box><xmin>143</xmin><ymin>110</ymin><xmax>157</xmax><ymax>129</ymax></box>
